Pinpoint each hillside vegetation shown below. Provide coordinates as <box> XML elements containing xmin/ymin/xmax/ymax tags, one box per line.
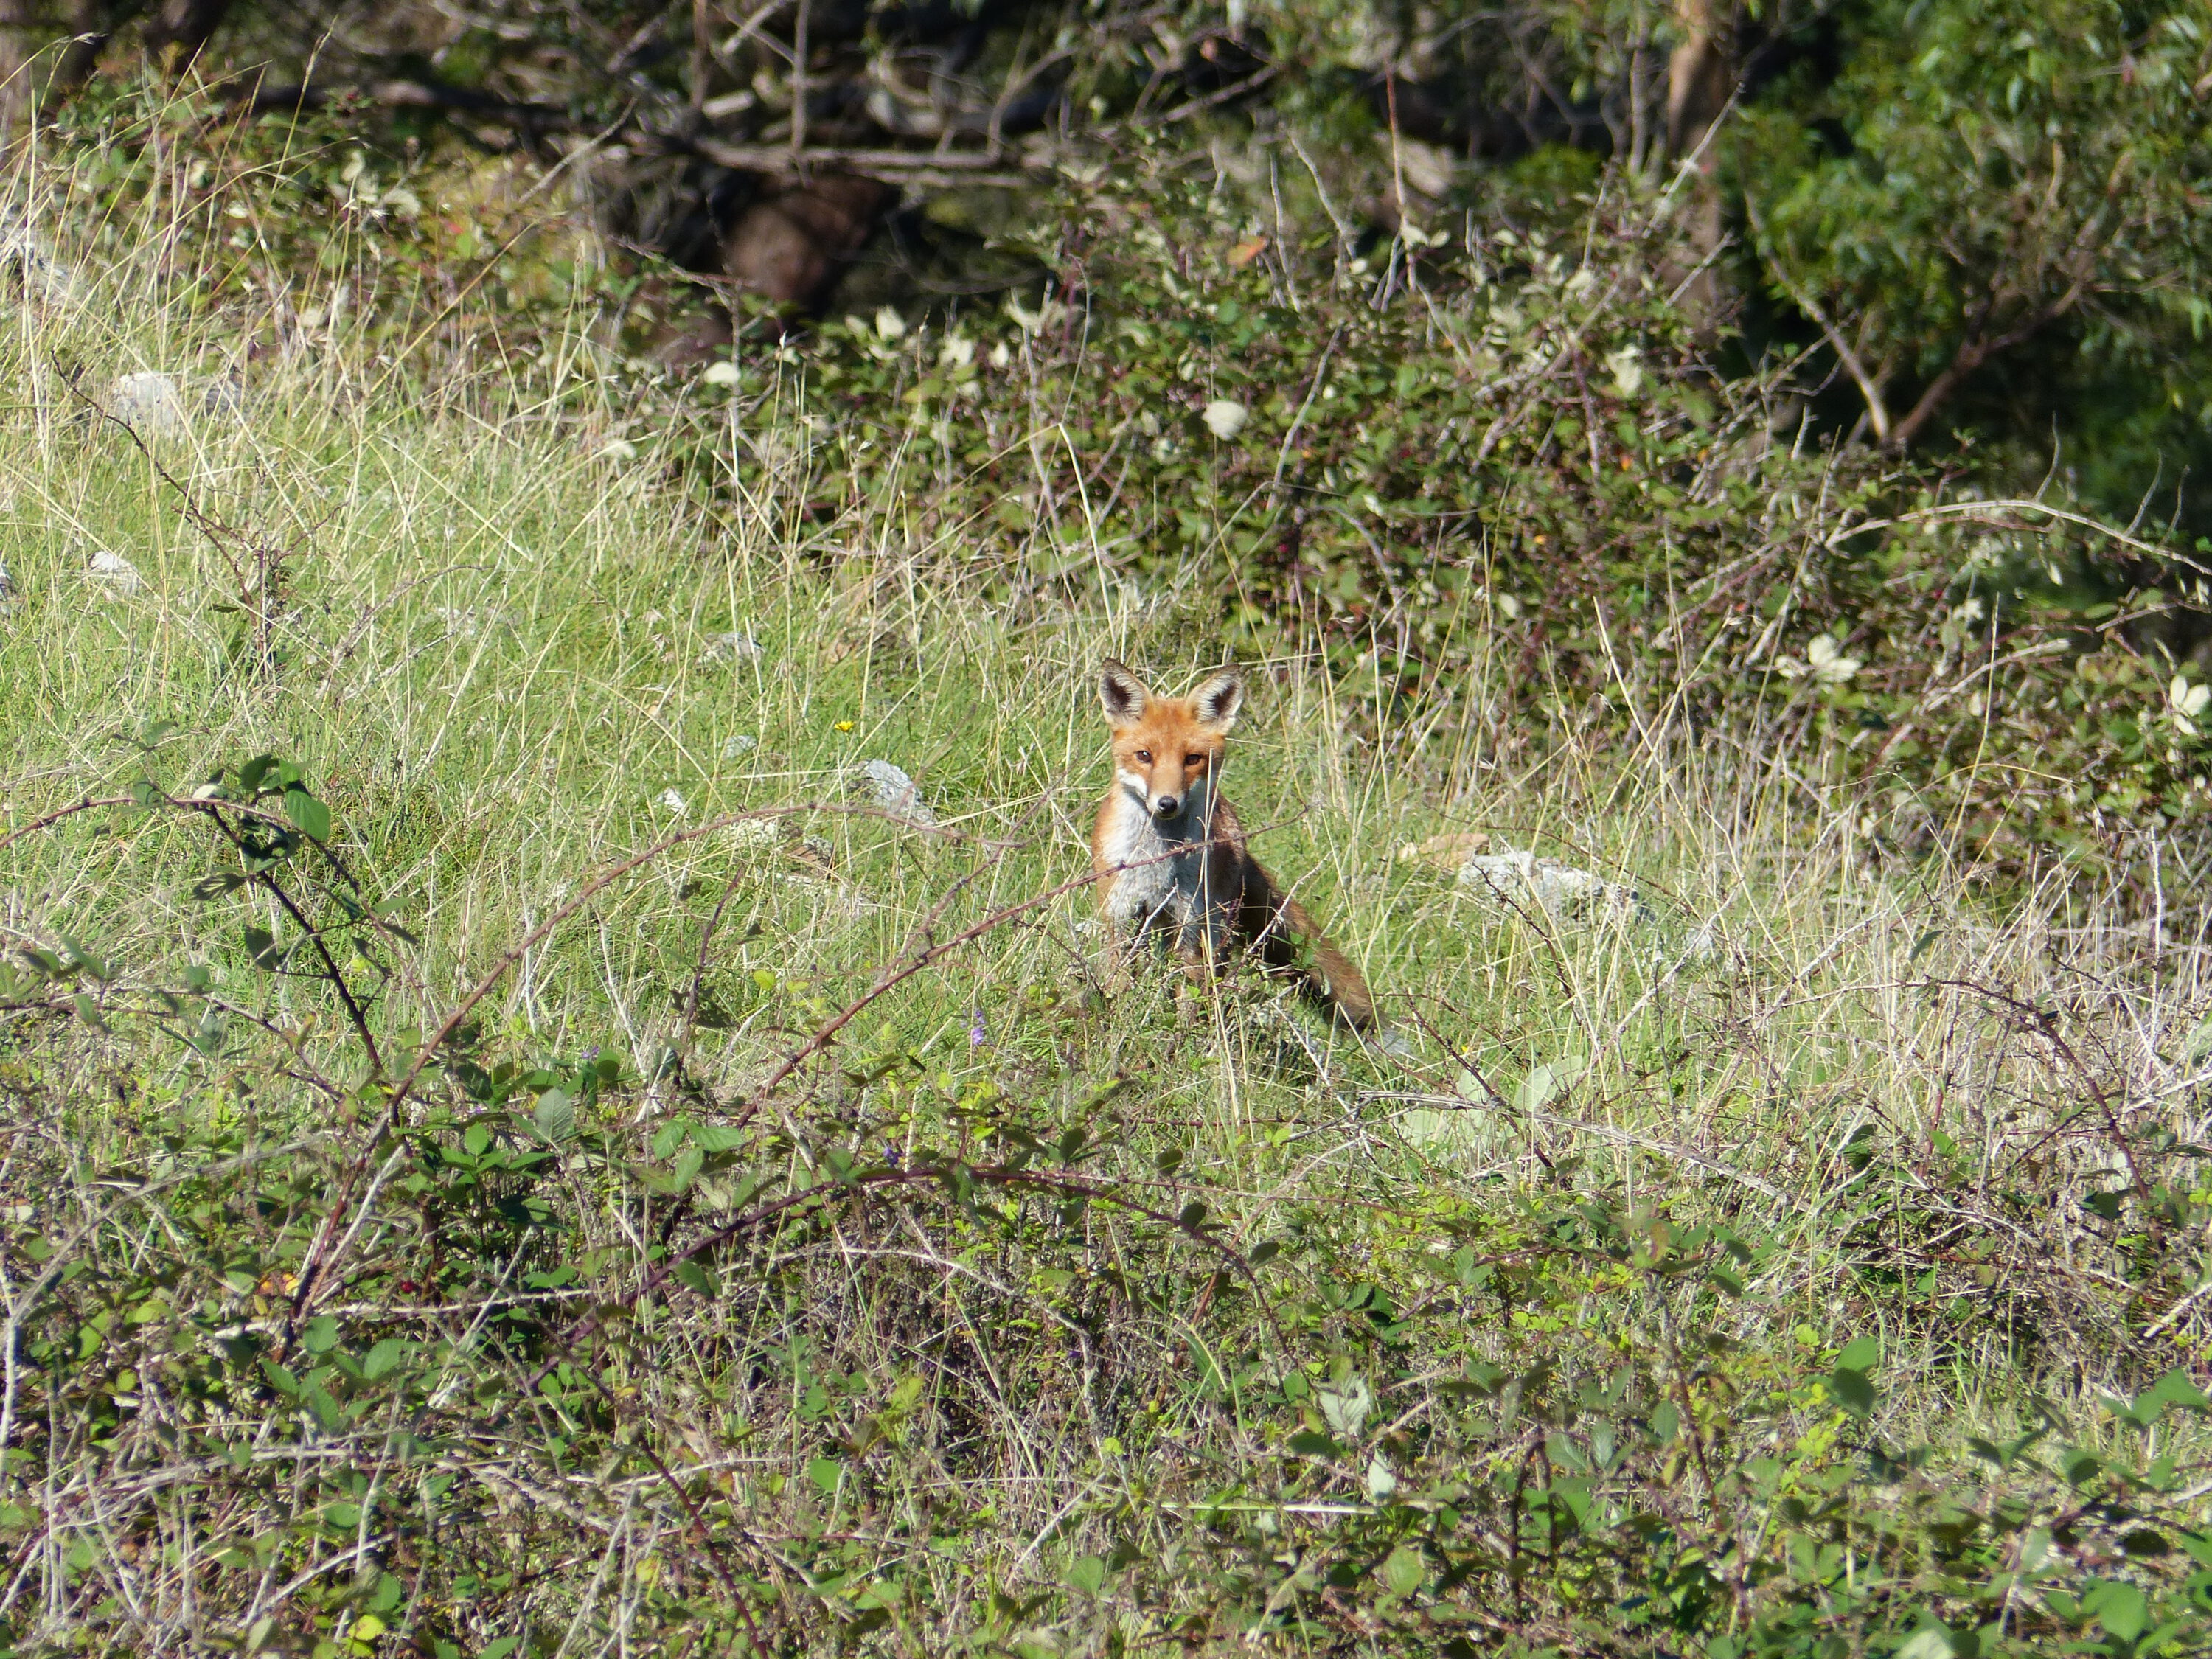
<box><xmin>3</xmin><ymin>96</ymin><xmax>2212</xmax><ymax>1659</ymax></box>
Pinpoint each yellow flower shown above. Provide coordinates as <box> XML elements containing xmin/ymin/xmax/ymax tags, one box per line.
<box><xmin>834</xmin><ymin>720</ymin><xmax>855</xmax><ymax>733</ymax></box>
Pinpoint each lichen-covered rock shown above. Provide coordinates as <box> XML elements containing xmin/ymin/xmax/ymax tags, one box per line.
<box><xmin>859</xmin><ymin>759</ymin><xmax>936</xmax><ymax>826</ymax></box>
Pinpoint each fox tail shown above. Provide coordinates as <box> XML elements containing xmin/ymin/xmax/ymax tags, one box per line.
<box><xmin>1255</xmin><ymin>888</ymin><xmax>1378</xmax><ymax>1032</ymax></box>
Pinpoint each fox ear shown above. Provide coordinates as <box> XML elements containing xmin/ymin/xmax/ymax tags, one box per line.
<box><xmin>1189</xmin><ymin>667</ymin><xmax>1244</xmax><ymax>732</ymax></box>
<box><xmin>1098</xmin><ymin>659</ymin><xmax>1152</xmax><ymax>726</ymax></box>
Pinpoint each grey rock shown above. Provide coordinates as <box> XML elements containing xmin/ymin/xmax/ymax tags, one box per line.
<box><xmin>88</xmin><ymin>549</ymin><xmax>142</xmax><ymax>592</ymax></box>
<box><xmin>1456</xmin><ymin>846</ymin><xmax>1644</xmax><ymax>923</ymax></box>
<box><xmin>0</xmin><ymin>212</ymin><xmax>76</xmax><ymax>302</ymax></box>
<box><xmin>859</xmin><ymin>759</ymin><xmax>936</xmax><ymax>826</ymax></box>
<box><xmin>701</xmin><ymin>630</ymin><xmax>763</xmax><ymax>664</ymax></box>
<box><xmin>108</xmin><ymin>372</ymin><xmax>188</xmax><ymax>438</ymax></box>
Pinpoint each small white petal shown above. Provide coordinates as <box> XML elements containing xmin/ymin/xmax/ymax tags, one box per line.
<box><xmin>873</xmin><ymin>306</ymin><xmax>907</xmax><ymax>341</ymax></box>
<box><xmin>1202</xmin><ymin>399</ymin><xmax>1248</xmax><ymax>440</ymax></box>
<box><xmin>1604</xmin><ymin>345</ymin><xmax>1644</xmax><ymax>398</ymax></box>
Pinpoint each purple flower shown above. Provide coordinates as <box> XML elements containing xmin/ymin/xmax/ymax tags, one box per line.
<box><xmin>969</xmin><ymin>1009</ymin><xmax>987</xmax><ymax>1047</ymax></box>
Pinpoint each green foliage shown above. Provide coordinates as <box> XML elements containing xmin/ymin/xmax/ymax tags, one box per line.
<box><xmin>1735</xmin><ymin>0</ymin><xmax>2212</xmax><ymax>462</ymax></box>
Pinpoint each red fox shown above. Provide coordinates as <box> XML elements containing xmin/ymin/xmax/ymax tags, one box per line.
<box><xmin>1090</xmin><ymin>659</ymin><xmax>1377</xmax><ymax>1030</ymax></box>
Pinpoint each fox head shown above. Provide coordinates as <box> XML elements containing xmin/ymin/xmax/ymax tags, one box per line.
<box><xmin>1097</xmin><ymin>660</ymin><xmax>1245</xmax><ymax>824</ymax></box>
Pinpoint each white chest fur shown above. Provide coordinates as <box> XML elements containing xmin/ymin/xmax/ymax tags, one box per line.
<box><xmin>1096</xmin><ymin>788</ymin><xmax>1208</xmax><ymax>932</ymax></box>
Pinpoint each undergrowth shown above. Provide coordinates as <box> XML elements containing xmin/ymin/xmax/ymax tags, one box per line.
<box><xmin>4</xmin><ymin>100</ymin><xmax>2212</xmax><ymax>1658</ymax></box>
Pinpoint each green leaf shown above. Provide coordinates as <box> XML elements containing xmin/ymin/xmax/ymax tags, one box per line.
<box><xmin>805</xmin><ymin>1455</ymin><xmax>843</xmax><ymax>1495</ymax></box>
<box><xmin>1891</xmin><ymin>1630</ymin><xmax>1955</xmax><ymax>1659</ymax></box>
<box><xmin>362</xmin><ymin>1338</ymin><xmax>408</xmax><ymax>1381</ymax></box>
<box><xmin>57</xmin><ymin>935</ymin><xmax>112</xmax><ymax>981</ymax></box>
<box><xmin>282</xmin><ymin>788</ymin><xmax>330</xmax><ymax>841</ymax></box>
<box><xmin>1827</xmin><ymin>1367</ymin><xmax>1877</xmax><ymax>1418</ymax></box>
<box><xmin>532</xmin><ymin>1087</ymin><xmax>576</xmax><ymax>1144</ymax></box>
<box><xmin>1836</xmin><ymin>1336</ymin><xmax>1881</xmax><ymax>1372</ymax></box>
<box><xmin>2140</xmin><ymin>1368</ymin><xmax>2211</xmax><ymax>1415</ymax></box>
<box><xmin>1065</xmin><ymin>1555</ymin><xmax>1106</xmax><ymax>1595</ymax></box>
<box><xmin>1381</xmin><ymin>1544</ymin><xmax>1425</xmax><ymax>1596</ymax></box>
<box><xmin>672</xmin><ymin>1259</ymin><xmax>717</xmax><ymax>1298</ymax></box>
<box><xmin>2085</xmin><ymin>1579</ymin><xmax>2149</xmax><ymax>1642</ymax></box>
<box><xmin>1515</xmin><ymin>1062</ymin><xmax>1565</xmax><ymax>1112</ymax></box>
<box><xmin>300</xmin><ymin>1315</ymin><xmax>340</xmax><ymax>1354</ymax></box>
<box><xmin>1318</xmin><ymin>1375</ymin><xmax>1372</xmax><ymax>1441</ymax></box>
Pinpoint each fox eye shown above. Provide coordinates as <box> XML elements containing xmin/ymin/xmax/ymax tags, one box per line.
<box><xmin>1135</xmin><ymin>749</ymin><xmax>1152</xmax><ymax>764</ymax></box>
<box><xmin>1185</xmin><ymin>753</ymin><xmax>1203</xmax><ymax>768</ymax></box>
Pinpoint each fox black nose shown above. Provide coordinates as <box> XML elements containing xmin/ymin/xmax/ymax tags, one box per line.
<box><xmin>1152</xmin><ymin>793</ymin><xmax>1180</xmax><ymax>818</ymax></box>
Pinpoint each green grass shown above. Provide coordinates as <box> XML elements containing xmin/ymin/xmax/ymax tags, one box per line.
<box><xmin>4</xmin><ymin>159</ymin><xmax>2212</xmax><ymax>1659</ymax></box>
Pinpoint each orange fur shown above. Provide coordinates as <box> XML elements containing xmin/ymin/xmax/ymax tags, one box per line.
<box><xmin>1088</xmin><ymin>660</ymin><xmax>1377</xmax><ymax>1030</ymax></box>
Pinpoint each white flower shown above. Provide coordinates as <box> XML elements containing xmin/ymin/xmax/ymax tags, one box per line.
<box><xmin>1605</xmin><ymin>345</ymin><xmax>1644</xmax><ymax>399</ymax></box>
<box><xmin>1201</xmin><ymin>399</ymin><xmax>1248</xmax><ymax>440</ymax></box>
<box><xmin>873</xmin><ymin>306</ymin><xmax>907</xmax><ymax>341</ymax></box>
<box><xmin>1805</xmin><ymin>635</ymin><xmax>1860</xmax><ymax>685</ymax></box>
<box><xmin>658</xmin><ymin>788</ymin><xmax>688</xmax><ymax>816</ymax></box>
<box><xmin>700</xmin><ymin>360</ymin><xmax>740</xmax><ymax>387</ymax></box>
<box><xmin>1771</xmin><ymin>636</ymin><xmax>1860</xmax><ymax>685</ymax></box>
<box><xmin>2169</xmin><ymin>675</ymin><xmax>2210</xmax><ymax>737</ymax></box>
<box><xmin>937</xmin><ymin>334</ymin><xmax>975</xmax><ymax>370</ymax></box>
<box><xmin>599</xmin><ymin>438</ymin><xmax>637</xmax><ymax>462</ymax></box>
<box><xmin>1004</xmin><ymin>295</ymin><xmax>1066</xmax><ymax>336</ymax></box>
<box><xmin>988</xmin><ymin>341</ymin><xmax>1012</xmax><ymax>369</ymax></box>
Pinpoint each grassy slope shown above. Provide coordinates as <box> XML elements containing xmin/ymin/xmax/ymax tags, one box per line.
<box><xmin>4</xmin><ymin>183</ymin><xmax>2212</xmax><ymax>1657</ymax></box>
